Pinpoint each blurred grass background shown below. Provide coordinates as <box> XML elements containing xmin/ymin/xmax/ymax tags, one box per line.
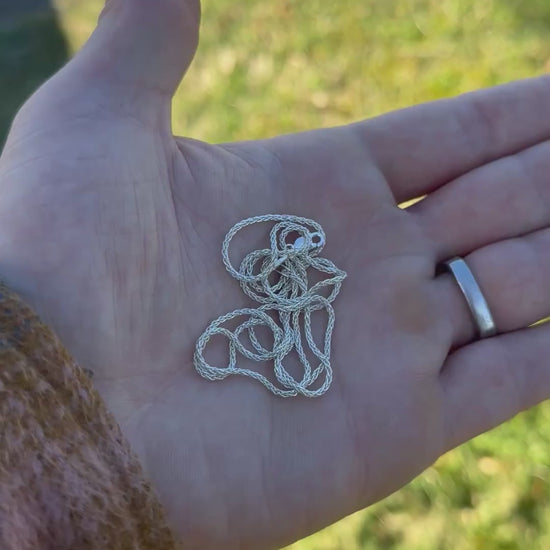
<box><xmin>2</xmin><ymin>0</ymin><xmax>550</xmax><ymax>548</ymax></box>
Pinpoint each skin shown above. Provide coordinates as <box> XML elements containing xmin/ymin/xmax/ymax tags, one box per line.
<box><xmin>2</xmin><ymin>1</ymin><xmax>550</xmax><ymax>548</ymax></box>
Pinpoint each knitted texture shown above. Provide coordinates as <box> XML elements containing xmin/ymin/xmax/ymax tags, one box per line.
<box><xmin>0</xmin><ymin>281</ymin><xmax>177</xmax><ymax>549</ymax></box>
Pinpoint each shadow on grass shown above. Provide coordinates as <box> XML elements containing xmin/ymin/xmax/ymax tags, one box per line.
<box><xmin>503</xmin><ymin>0</ymin><xmax>550</xmax><ymax>32</ymax></box>
<box><xmin>0</xmin><ymin>0</ymin><xmax>68</xmax><ymax>146</ymax></box>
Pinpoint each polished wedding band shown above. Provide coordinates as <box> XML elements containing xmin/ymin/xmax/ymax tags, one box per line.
<box><xmin>440</xmin><ymin>257</ymin><xmax>497</xmax><ymax>339</ymax></box>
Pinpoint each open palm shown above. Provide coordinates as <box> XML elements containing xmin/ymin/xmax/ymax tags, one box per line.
<box><xmin>2</xmin><ymin>2</ymin><xmax>550</xmax><ymax>548</ymax></box>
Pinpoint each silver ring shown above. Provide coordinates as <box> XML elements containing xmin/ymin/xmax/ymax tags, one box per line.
<box><xmin>439</xmin><ymin>257</ymin><xmax>497</xmax><ymax>339</ymax></box>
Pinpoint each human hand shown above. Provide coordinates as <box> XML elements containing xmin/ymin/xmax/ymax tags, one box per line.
<box><xmin>2</xmin><ymin>1</ymin><xmax>550</xmax><ymax>548</ymax></box>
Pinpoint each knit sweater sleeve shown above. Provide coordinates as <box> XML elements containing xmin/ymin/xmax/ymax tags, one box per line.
<box><xmin>0</xmin><ymin>280</ymin><xmax>178</xmax><ymax>550</ymax></box>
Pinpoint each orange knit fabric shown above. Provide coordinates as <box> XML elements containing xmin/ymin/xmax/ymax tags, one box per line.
<box><xmin>0</xmin><ymin>280</ymin><xmax>177</xmax><ymax>549</ymax></box>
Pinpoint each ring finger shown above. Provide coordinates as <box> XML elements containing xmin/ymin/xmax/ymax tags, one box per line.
<box><xmin>434</xmin><ymin>226</ymin><xmax>550</xmax><ymax>348</ymax></box>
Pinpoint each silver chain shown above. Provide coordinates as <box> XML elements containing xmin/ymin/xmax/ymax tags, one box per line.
<box><xmin>193</xmin><ymin>215</ymin><xmax>347</xmax><ymax>397</ymax></box>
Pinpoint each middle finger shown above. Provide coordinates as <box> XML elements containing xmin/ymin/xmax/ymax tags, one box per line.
<box><xmin>410</xmin><ymin>139</ymin><xmax>550</xmax><ymax>262</ymax></box>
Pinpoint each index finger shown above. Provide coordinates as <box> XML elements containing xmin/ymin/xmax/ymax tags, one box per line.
<box><xmin>357</xmin><ymin>75</ymin><xmax>550</xmax><ymax>203</ymax></box>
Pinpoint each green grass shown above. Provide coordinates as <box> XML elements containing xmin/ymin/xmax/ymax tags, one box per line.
<box><xmin>0</xmin><ymin>7</ymin><xmax>68</xmax><ymax>145</ymax></box>
<box><xmin>5</xmin><ymin>0</ymin><xmax>550</xmax><ymax>547</ymax></box>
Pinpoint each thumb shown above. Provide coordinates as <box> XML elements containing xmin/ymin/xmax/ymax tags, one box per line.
<box><xmin>5</xmin><ymin>0</ymin><xmax>200</xmax><ymax>154</ymax></box>
<box><xmin>76</xmin><ymin>0</ymin><xmax>201</xmax><ymax>97</ymax></box>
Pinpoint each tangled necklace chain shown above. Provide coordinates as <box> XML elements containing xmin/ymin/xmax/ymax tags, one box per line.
<box><xmin>193</xmin><ymin>215</ymin><xmax>347</xmax><ymax>397</ymax></box>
